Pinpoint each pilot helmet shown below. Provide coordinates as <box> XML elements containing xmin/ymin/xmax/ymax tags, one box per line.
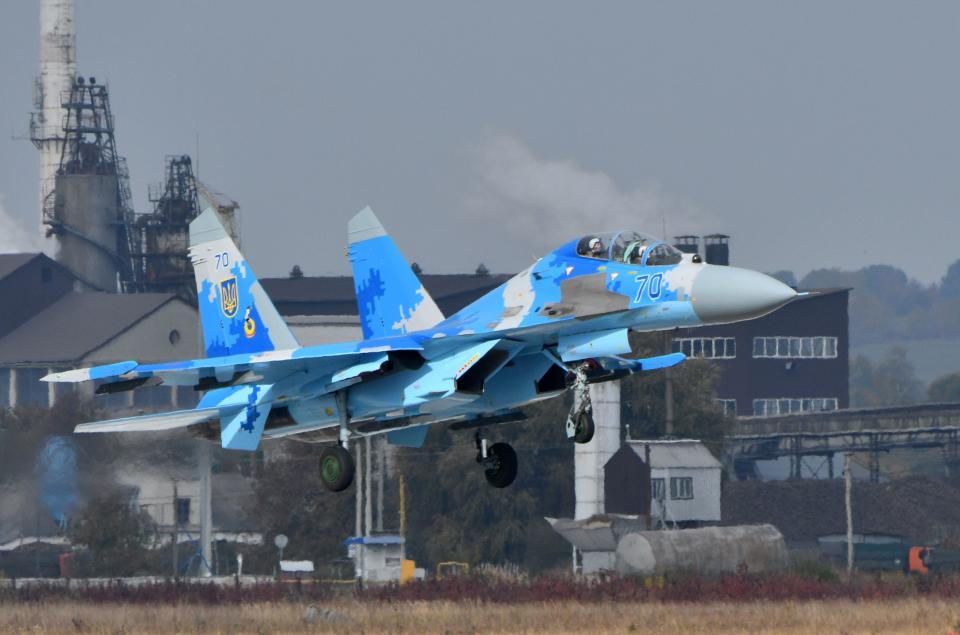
<box><xmin>588</xmin><ymin>237</ymin><xmax>602</xmax><ymax>250</ymax></box>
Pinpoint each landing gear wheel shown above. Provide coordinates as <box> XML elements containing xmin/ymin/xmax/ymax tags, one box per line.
<box><xmin>483</xmin><ymin>442</ymin><xmax>518</xmax><ymax>489</ymax></box>
<box><xmin>573</xmin><ymin>409</ymin><xmax>595</xmax><ymax>444</ymax></box>
<box><xmin>319</xmin><ymin>445</ymin><xmax>355</xmax><ymax>492</ymax></box>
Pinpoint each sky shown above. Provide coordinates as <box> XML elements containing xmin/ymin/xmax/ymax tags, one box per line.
<box><xmin>0</xmin><ymin>1</ymin><xmax>958</xmax><ymax>283</ymax></box>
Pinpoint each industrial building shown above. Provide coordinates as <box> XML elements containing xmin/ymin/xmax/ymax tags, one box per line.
<box><xmin>669</xmin><ymin>235</ymin><xmax>850</xmax><ymax>417</ymax></box>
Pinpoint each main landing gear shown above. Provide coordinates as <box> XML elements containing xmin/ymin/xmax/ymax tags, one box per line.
<box><xmin>320</xmin><ymin>392</ymin><xmax>356</xmax><ymax>493</ymax></box>
<box><xmin>319</xmin><ymin>444</ymin><xmax>354</xmax><ymax>492</ymax></box>
<box><xmin>565</xmin><ymin>363</ymin><xmax>595</xmax><ymax>444</ymax></box>
<box><xmin>476</xmin><ymin>429</ymin><xmax>518</xmax><ymax>488</ymax></box>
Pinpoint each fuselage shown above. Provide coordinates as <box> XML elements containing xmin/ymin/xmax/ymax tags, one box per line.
<box><xmin>263</xmin><ymin>231</ymin><xmax>796</xmax><ymax>439</ymax></box>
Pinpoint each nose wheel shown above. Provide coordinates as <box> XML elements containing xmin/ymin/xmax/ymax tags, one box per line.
<box><xmin>476</xmin><ymin>430</ymin><xmax>518</xmax><ymax>488</ymax></box>
<box><xmin>565</xmin><ymin>363</ymin><xmax>595</xmax><ymax>444</ymax></box>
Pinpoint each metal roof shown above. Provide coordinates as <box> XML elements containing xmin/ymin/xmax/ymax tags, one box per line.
<box><xmin>625</xmin><ymin>439</ymin><xmax>722</xmax><ymax>469</ymax></box>
<box><xmin>0</xmin><ymin>292</ymin><xmax>179</xmax><ymax>364</ymax></box>
<box><xmin>545</xmin><ymin>515</ymin><xmax>648</xmax><ymax>551</ymax></box>
<box><xmin>0</xmin><ymin>253</ymin><xmax>41</xmax><ymax>281</ymax></box>
<box><xmin>344</xmin><ymin>535</ymin><xmax>405</xmax><ymax>545</ymax></box>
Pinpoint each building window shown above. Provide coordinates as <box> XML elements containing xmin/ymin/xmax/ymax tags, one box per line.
<box><xmin>672</xmin><ymin>337</ymin><xmax>736</xmax><ymax>359</ymax></box>
<box><xmin>175</xmin><ymin>497</ymin><xmax>191</xmax><ymax>525</ymax></box>
<box><xmin>715</xmin><ymin>398</ymin><xmax>737</xmax><ymax>417</ymax></box>
<box><xmin>651</xmin><ymin>478</ymin><xmax>666</xmax><ymax>502</ymax></box>
<box><xmin>15</xmin><ymin>367</ymin><xmax>49</xmax><ymax>407</ymax></box>
<box><xmin>752</xmin><ymin>397</ymin><xmax>839</xmax><ymax>417</ymax></box>
<box><xmin>670</xmin><ymin>477</ymin><xmax>694</xmax><ymax>500</ymax></box>
<box><xmin>752</xmin><ymin>336</ymin><xmax>838</xmax><ymax>359</ymax></box>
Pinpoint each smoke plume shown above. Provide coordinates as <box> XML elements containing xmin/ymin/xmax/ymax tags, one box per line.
<box><xmin>0</xmin><ymin>196</ymin><xmax>41</xmax><ymax>253</ymax></box>
<box><xmin>462</xmin><ymin>134</ymin><xmax>707</xmax><ymax>256</ymax></box>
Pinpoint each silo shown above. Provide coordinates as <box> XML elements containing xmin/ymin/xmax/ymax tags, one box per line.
<box><xmin>47</xmin><ymin>78</ymin><xmax>136</xmax><ymax>292</ymax></box>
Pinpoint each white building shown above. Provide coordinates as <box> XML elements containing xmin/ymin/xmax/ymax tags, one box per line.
<box><xmin>603</xmin><ymin>439</ymin><xmax>722</xmax><ymax>526</ymax></box>
<box><xmin>633</xmin><ymin>439</ymin><xmax>722</xmax><ymax>524</ymax></box>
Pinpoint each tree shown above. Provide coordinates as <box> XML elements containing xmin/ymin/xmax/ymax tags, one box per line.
<box><xmin>941</xmin><ymin>260</ymin><xmax>960</xmax><ymax>300</ymax></box>
<box><xmin>929</xmin><ymin>372</ymin><xmax>960</xmax><ymax>403</ymax></box>
<box><xmin>411</xmin><ymin>262</ymin><xmax>423</xmax><ymax>275</ymax></box>
<box><xmin>288</xmin><ymin>264</ymin><xmax>304</xmax><ymax>279</ymax></box>
<box><xmin>769</xmin><ymin>270</ymin><xmax>797</xmax><ymax>287</ymax></box>
<box><xmin>248</xmin><ymin>442</ymin><xmax>354</xmax><ymax>574</ymax></box>
<box><xmin>475</xmin><ymin>263</ymin><xmax>490</xmax><ymax>278</ymax></box>
<box><xmin>395</xmin><ymin>397</ymin><xmax>574</xmax><ymax>573</ymax></box>
<box><xmin>69</xmin><ymin>490</ymin><xmax>158</xmax><ymax>576</ymax></box>
<box><xmin>850</xmin><ymin>348</ymin><xmax>923</xmax><ymax>407</ymax></box>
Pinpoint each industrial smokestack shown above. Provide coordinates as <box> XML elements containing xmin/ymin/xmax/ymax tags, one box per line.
<box><xmin>32</xmin><ymin>0</ymin><xmax>76</xmax><ymax>247</ymax></box>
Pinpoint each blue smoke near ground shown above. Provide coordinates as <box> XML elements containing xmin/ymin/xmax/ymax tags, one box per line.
<box><xmin>35</xmin><ymin>436</ymin><xmax>78</xmax><ymax>528</ymax></box>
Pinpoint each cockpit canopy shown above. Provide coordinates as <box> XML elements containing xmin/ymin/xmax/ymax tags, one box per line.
<box><xmin>575</xmin><ymin>231</ymin><xmax>683</xmax><ymax>266</ymax></box>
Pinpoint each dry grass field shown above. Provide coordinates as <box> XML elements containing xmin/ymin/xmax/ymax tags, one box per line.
<box><xmin>1</xmin><ymin>598</ymin><xmax>959</xmax><ymax>634</ymax></box>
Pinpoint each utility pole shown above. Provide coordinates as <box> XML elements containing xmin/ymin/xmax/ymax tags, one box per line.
<box><xmin>845</xmin><ymin>453</ymin><xmax>854</xmax><ymax>577</ymax></box>
<box><xmin>364</xmin><ymin>436</ymin><xmax>373</xmax><ymax>536</ymax></box>
<box><xmin>663</xmin><ymin>331</ymin><xmax>674</xmax><ymax>437</ymax></box>
<box><xmin>376</xmin><ymin>438</ymin><xmax>385</xmax><ymax>533</ymax></box>
<box><xmin>199</xmin><ymin>446</ymin><xmax>213</xmax><ymax>577</ymax></box>
<box><xmin>171</xmin><ymin>481</ymin><xmax>179</xmax><ymax>579</ymax></box>
<box><xmin>354</xmin><ymin>442</ymin><xmax>363</xmax><ymax>537</ymax></box>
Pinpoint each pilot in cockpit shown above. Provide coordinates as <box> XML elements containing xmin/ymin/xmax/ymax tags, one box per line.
<box><xmin>587</xmin><ymin>237</ymin><xmax>605</xmax><ymax>258</ymax></box>
<box><xmin>625</xmin><ymin>241</ymin><xmax>647</xmax><ymax>265</ymax></box>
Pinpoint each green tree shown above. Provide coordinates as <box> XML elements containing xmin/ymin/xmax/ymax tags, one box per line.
<box><xmin>396</xmin><ymin>397</ymin><xmax>574</xmax><ymax>573</ymax></box>
<box><xmin>69</xmin><ymin>490</ymin><xmax>158</xmax><ymax>576</ymax></box>
<box><xmin>940</xmin><ymin>259</ymin><xmax>960</xmax><ymax>300</ymax></box>
<box><xmin>850</xmin><ymin>348</ymin><xmax>923</xmax><ymax>407</ymax></box>
<box><xmin>249</xmin><ymin>441</ymin><xmax>355</xmax><ymax>573</ymax></box>
<box><xmin>928</xmin><ymin>372</ymin><xmax>960</xmax><ymax>403</ymax></box>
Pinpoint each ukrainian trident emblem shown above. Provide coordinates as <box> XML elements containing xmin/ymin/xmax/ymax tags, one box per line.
<box><xmin>219</xmin><ymin>277</ymin><xmax>239</xmax><ymax>318</ymax></box>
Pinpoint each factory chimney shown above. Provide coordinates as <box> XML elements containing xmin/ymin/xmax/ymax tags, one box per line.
<box><xmin>30</xmin><ymin>0</ymin><xmax>76</xmax><ymax>246</ymax></box>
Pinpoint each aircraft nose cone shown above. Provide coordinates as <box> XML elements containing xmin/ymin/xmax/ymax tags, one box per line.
<box><xmin>691</xmin><ymin>265</ymin><xmax>797</xmax><ymax>324</ymax></box>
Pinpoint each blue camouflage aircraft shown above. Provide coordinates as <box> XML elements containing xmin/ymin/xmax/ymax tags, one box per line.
<box><xmin>44</xmin><ymin>207</ymin><xmax>796</xmax><ymax>491</ymax></box>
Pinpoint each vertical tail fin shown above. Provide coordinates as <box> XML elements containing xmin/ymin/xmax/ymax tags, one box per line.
<box><xmin>348</xmin><ymin>207</ymin><xmax>444</xmax><ymax>339</ymax></box>
<box><xmin>190</xmin><ymin>208</ymin><xmax>299</xmax><ymax>357</ymax></box>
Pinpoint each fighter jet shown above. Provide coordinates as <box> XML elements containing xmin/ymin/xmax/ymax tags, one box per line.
<box><xmin>44</xmin><ymin>208</ymin><xmax>795</xmax><ymax>492</ymax></box>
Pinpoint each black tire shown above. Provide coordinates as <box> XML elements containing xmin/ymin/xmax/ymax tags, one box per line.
<box><xmin>484</xmin><ymin>442</ymin><xmax>518</xmax><ymax>488</ymax></box>
<box><xmin>573</xmin><ymin>409</ymin><xmax>595</xmax><ymax>444</ymax></box>
<box><xmin>319</xmin><ymin>445</ymin><xmax>355</xmax><ymax>492</ymax></box>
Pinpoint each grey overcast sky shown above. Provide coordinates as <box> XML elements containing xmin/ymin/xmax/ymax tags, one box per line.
<box><xmin>1</xmin><ymin>1</ymin><xmax>958</xmax><ymax>283</ymax></box>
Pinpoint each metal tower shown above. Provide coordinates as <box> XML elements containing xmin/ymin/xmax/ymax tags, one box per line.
<box><xmin>41</xmin><ymin>77</ymin><xmax>138</xmax><ymax>292</ymax></box>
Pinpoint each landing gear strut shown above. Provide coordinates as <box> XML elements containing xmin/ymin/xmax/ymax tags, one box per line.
<box><xmin>565</xmin><ymin>363</ymin><xmax>595</xmax><ymax>444</ymax></box>
<box><xmin>476</xmin><ymin>429</ymin><xmax>518</xmax><ymax>488</ymax></box>
<box><xmin>319</xmin><ymin>390</ymin><xmax>356</xmax><ymax>492</ymax></box>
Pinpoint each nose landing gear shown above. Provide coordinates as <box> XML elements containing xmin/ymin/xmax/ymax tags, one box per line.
<box><xmin>565</xmin><ymin>363</ymin><xmax>595</xmax><ymax>444</ymax></box>
<box><xmin>476</xmin><ymin>429</ymin><xmax>518</xmax><ymax>488</ymax></box>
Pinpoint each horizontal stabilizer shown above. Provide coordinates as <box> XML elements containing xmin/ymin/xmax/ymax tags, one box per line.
<box><xmin>74</xmin><ymin>407</ymin><xmax>220</xmax><ymax>434</ymax></box>
<box><xmin>44</xmin><ymin>361</ymin><xmax>138</xmax><ymax>384</ymax></box>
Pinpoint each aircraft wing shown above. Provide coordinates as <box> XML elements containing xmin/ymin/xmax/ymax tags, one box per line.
<box><xmin>74</xmin><ymin>407</ymin><xmax>221</xmax><ymax>433</ymax></box>
<box><xmin>42</xmin><ymin>335</ymin><xmax>426</xmax><ymax>390</ymax></box>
